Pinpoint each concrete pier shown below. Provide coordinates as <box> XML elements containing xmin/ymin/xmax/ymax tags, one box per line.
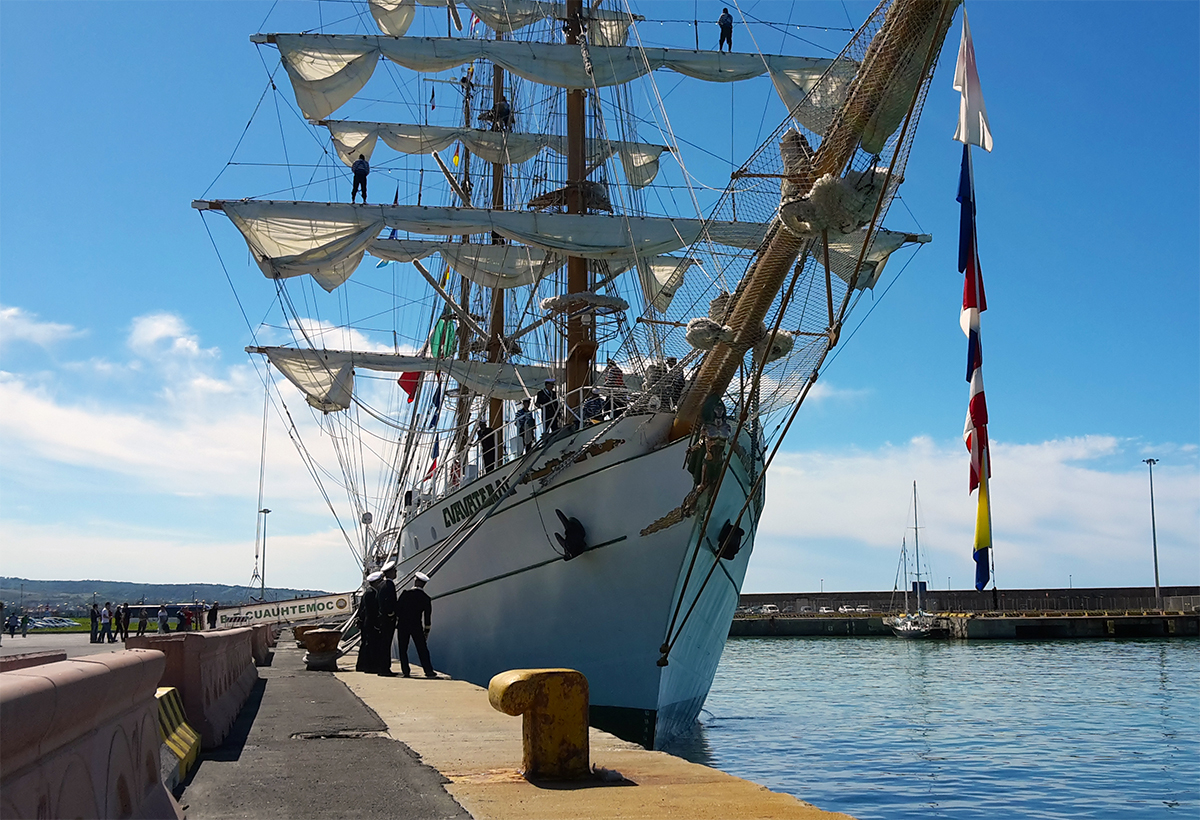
<box><xmin>177</xmin><ymin>633</ymin><xmax>853</xmax><ymax>820</ymax></box>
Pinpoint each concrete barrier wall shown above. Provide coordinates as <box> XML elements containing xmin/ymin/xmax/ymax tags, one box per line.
<box><xmin>0</xmin><ymin>651</ymin><xmax>68</xmax><ymax>673</ymax></box>
<box><xmin>0</xmin><ymin>650</ymin><xmax>181</xmax><ymax>820</ymax></box>
<box><xmin>128</xmin><ymin>628</ymin><xmax>258</xmax><ymax>749</ymax></box>
<box><xmin>250</xmin><ymin>624</ymin><xmax>272</xmax><ymax>666</ymax></box>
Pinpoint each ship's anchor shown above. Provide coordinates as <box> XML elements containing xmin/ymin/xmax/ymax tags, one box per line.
<box><xmin>554</xmin><ymin>509</ymin><xmax>588</xmax><ymax>560</ymax></box>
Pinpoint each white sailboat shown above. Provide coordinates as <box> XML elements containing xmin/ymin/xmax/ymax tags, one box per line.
<box><xmin>887</xmin><ymin>481</ymin><xmax>944</xmax><ymax>638</ymax></box>
<box><xmin>194</xmin><ymin>0</ymin><xmax>961</xmax><ymax>747</ymax></box>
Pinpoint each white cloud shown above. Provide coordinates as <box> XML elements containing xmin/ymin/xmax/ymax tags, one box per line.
<box><xmin>0</xmin><ymin>305</ymin><xmax>83</xmax><ymax>350</ymax></box>
<box><xmin>746</xmin><ymin>436</ymin><xmax>1200</xmax><ymax>593</ymax></box>
<box><xmin>0</xmin><ymin>520</ymin><xmax>363</xmax><ymax>593</ymax></box>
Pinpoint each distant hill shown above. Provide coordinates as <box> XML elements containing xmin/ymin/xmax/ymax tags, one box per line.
<box><xmin>0</xmin><ymin>577</ymin><xmax>333</xmax><ymax>614</ymax></box>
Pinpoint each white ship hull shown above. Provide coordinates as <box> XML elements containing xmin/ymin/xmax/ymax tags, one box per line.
<box><xmin>395</xmin><ymin>411</ymin><xmax>763</xmax><ymax>747</ymax></box>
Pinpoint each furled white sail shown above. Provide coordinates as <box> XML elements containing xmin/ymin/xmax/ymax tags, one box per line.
<box><xmin>254</xmin><ymin>345</ymin><xmax>555</xmax><ymax>410</ymax></box>
<box><xmin>368</xmin><ymin>0</ymin><xmax>416</xmax><ymax>37</ymax></box>
<box><xmin>324</xmin><ymin>121</ymin><xmax>667</xmax><ymax>188</ymax></box>
<box><xmin>822</xmin><ymin>228</ymin><xmax>931</xmax><ymax>290</ymax></box>
<box><xmin>260</xmin><ymin>34</ymin><xmax>835</xmax><ymax>123</ymax></box>
<box><xmin>199</xmin><ymin>200</ymin><xmax>769</xmax><ymax>290</ymax></box>
<box><xmin>458</xmin><ymin>0</ymin><xmax>637</xmax><ymax>46</ymax></box>
<box><xmin>371</xmin><ymin>239</ymin><xmax>564</xmax><ymax>289</ymax></box>
<box><xmin>638</xmin><ymin>257</ymin><xmax>694</xmax><ymax>313</ymax></box>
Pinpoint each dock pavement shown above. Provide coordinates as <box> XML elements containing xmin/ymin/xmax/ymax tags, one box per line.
<box><xmin>182</xmin><ymin>632</ymin><xmax>852</xmax><ymax>820</ymax></box>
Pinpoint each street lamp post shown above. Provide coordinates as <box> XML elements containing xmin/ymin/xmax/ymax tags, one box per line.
<box><xmin>259</xmin><ymin>509</ymin><xmax>271</xmax><ymax>602</ymax></box>
<box><xmin>1142</xmin><ymin>459</ymin><xmax>1162</xmax><ymax>609</ymax></box>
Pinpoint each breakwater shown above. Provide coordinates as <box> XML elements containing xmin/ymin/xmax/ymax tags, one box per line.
<box><xmin>739</xmin><ymin>585</ymin><xmax>1200</xmax><ymax>615</ymax></box>
<box><xmin>731</xmin><ymin>612</ymin><xmax>1200</xmax><ymax>639</ymax></box>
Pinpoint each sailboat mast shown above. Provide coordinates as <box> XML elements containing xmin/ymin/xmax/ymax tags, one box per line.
<box><xmin>912</xmin><ymin>480</ymin><xmax>922</xmax><ymax>613</ymax></box>
<box><xmin>486</xmin><ymin>46</ymin><xmax>507</xmax><ymax>449</ymax></box>
<box><xmin>564</xmin><ymin>0</ymin><xmax>594</xmax><ymax>417</ymax></box>
<box><xmin>902</xmin><ymin>536</ymin><xmax>910</xmax><ymax>615</ymax></box>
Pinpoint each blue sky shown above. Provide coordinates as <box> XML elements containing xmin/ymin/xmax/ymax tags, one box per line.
<box><xmin>1</xmin><ymin>1</ymin><xmax>1196</xmax><ymax>596</ymax></box>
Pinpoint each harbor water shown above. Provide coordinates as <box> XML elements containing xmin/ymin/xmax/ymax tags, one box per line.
<box><xmin>663</xmin><ymin>637</ymin><xmax>1199</xmax><ymax>819</ymax></box>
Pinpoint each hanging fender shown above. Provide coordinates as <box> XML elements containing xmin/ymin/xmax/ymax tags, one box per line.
<box><xmin>554</xmin><ymin>509</ymin><xmax>588</xmax><ymax>560</ymax></box>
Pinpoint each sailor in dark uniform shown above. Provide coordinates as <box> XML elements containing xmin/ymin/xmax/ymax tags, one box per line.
<box><xmin>355</xmin><ymin>571</ymin><xmax>384</xmax><ymax>672</ymax></box>
<box><xmin>535</xmin><ymin>377</ymin><xmax>560</xmax><ymax>434</ymax></box>
<box><xmin>375</xmin><ymin>561</ymin><xmax>399</xmax><ymax>676</ymax></box>
<box><xmin>397</xmin><ymin>572</ymin><xmax>438</xmax><ymax>678</ymax></box>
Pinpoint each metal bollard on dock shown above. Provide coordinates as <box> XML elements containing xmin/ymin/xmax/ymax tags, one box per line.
<box><xmin>488</xmin><ymin>668</ymin><xmax>590</xmax><ymax>779</ymax></box>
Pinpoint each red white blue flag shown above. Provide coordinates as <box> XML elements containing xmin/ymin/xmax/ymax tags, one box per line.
<box><xmin>958</xmin><ymin>141</ymin><xmax>991</xmax><ymax>591</ymax></box>
<box><xmin>955</xmin><ymin>11</ymin><xmax>994</xmax><ymax>592</ymax></box>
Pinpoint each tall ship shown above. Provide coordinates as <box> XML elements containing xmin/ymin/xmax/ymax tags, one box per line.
<box><xmin>195</xmin><ymin>0</ymin><xmax>959</xmax><ymax>747</ymax></box>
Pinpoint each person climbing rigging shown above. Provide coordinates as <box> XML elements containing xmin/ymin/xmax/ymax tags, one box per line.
<box><xmin>351</xmin><ymin>154</ymin><xmax>370</xmax><ymax>203</ymax></box>
<box><xmin>717</xmin><ymin>8</ymin><xmax>734</xmax><ymax>53</ymax></box>
<box><xmin>479</xmin><ymin>94</ymin><xmax>515</xmax><ymax>131</ymax></box>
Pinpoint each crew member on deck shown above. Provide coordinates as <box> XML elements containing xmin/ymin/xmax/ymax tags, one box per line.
<box><xmin>351</xmin><ymin>154</ymin><xmax>370</xmax><ymax>203</ymax></box>
<box><xmin>397</xmin><ymin>572</ymin><xmax>438</xmax><ymax>678</ymax></box>
<box><xmin>717</xmin><ymin>8</ymin><xmax>734</xmax><ymax>52</ymax></box>
<box><xmin>477</xmin><ymin>418</ymin><xmax>499</xmax><ymax>474</ymax></box>
<box><xmin>376</xmin><ymin>561</ymin><xmax>399</xmax><ymax>676</ymax></box>
<box><xmin>536</xmin><ymin>377</ymin><xmax>561</xmax><ymax>435</ymax></box>
<box><xmin>515</xmin><ymin>398</ymin><xmax>537</xmax><ymax>455</ymax></box>
<box><xmin>583</xmin><ymin>387</ymin><xmax>605</xmax><ymax>424</ymax></box>
<box><xmin>602</xmin><ymin>358</ymin><xmax>627</xmax><ymax>416</ymax></box>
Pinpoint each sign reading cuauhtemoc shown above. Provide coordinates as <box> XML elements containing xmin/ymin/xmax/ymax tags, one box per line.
<box><xmin>219</xmin><ymin>593</ymin><xmax>353</xmax><ymax>627</ymax></box>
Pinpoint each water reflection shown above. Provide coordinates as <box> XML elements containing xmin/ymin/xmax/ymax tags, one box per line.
<box><xmin>659</xmin><ymin>713</ymin><xmax>716</xmax><ymax>766</ymax></box>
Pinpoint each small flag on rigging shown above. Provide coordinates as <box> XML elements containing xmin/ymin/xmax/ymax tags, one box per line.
<box><xmin>952</xmin><ymin>10</ymin><xmax>993</xmax><ymax>152</ymax></box>
<box><xmin>397</xmin><ymin>372</ymin><xmax>420</xmax><ymax>402</ymax></box>
<box><xmin>423</xmin><ymin>437</ymin><xmax>440</xmax><ymax>481</ymax></box>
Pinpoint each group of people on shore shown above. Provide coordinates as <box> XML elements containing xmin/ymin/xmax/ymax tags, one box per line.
<box><xmin>355</xmin><ymin>561</ymin><xmax>438</xmax><ymax>679</ymax></box>
<box><xmin>86</xmin><ymin>600</ymin><xmax>221</xmax><ymax>643</ymax></box>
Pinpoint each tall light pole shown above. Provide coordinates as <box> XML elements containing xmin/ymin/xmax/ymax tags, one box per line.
<box><xmin>1142</xmin><ymin>459</ymin><xmax>1161</xmax><ymax>609</ymax></box>
<box><xmin>820</xmin><ymin>578</ymin><xmax>824</xmax><ymax>594</ymax></box>
<box><xmin>259</xmin><ymin>509</ymin><xmax>271</xmax><ymax>602</ymax></box>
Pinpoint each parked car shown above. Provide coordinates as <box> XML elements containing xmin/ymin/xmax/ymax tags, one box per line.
<box><xmin>797</xmin><ymin>606</ymin><xmax>813</xmax><ymax>614</ymax></box>
<box><xmin>760</xmin><ymin>604</ymin><xmax>780</xmax><ymax>615</ymax></box>
<box><xmin>818</xmin><ymin>607</ymin><xmax>835</xmax><ymax>614</ymax></box>
<box><xmin>838</xmin><ymin>605</ymin><xmax>855</xmax><ymax>614</ymax></box>
<box><xmin>856</xmin><ymin>605</ymin><xmax>872</xmax><ymax>613</ymax></box>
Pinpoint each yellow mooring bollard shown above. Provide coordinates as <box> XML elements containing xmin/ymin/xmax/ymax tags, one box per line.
<box><xmin>488</xmin><ymin>668</ymin><xmax>590</xmax><ymax>779</ymax></box>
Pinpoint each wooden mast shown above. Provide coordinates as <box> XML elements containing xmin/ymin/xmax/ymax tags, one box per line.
<box><xmin>564</xmin><ymin>0</ymin><xmax>594</xmax><ymax>419</ymax></box>
<box><xmin>485</xmin><ymin>38</ymin><xmax>507</xmax><ymax>463</ymax></box>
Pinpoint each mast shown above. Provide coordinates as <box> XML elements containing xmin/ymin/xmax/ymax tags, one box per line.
<box><xmin>486</xmin><ymin>37</ymin><xmax>507</xmax><ymax>464</ymax></box>
<box><xmin>912</xmin><ymin>480</ymin><xmax>922</xmax><ymax>614</ymax></box>
<box><xmin>452</xmin><ymin>70</ymin><xmax>475</xmax><ymax>475</ymax></box>
<box><xmin>564</xmin><ymin>0</ymin><xmax>594</xmax><ymax>419</ymax></box>
<box><xmin>901</xmin><ymin>535</ymin><xmax>910</xmax><ymax>615</ymax></box>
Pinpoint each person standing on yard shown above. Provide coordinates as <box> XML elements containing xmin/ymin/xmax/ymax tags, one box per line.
<box><xmin>207</xmin><ymin>601</ymin><xmax>219</xmax><ymax>630</ymax></box>
<box><xmin>90</xmin><ymin>603</ymin><xmax>100</xmax><ymax>643</ymax></box>
<box><xmin>717</xmin><ymin>8</ymin><xmax>734</xmax><ymax>52</ymax></box>
<box><xmin>20</xmin><ymin>613</ymin><xmax>29</xmax><ymax>637</ymax></box>
<box><xmin>157</xmin><ymin>604</ymin><xmax>169</xmax><ymax>634</ymax></box>
<box><xmin>351</xmin><ymin>154</ymin><xmax>370</xmax><ymax>203</ymax></box>
<box><xmin>121</xmin><ymin>603</ymin><xmax>131</xmax><ymax>641</ymax></box>
<box><xmin>137</xmin><ymin>606</ymin><xmax>149</xmax><ymax>636</ymax></box>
